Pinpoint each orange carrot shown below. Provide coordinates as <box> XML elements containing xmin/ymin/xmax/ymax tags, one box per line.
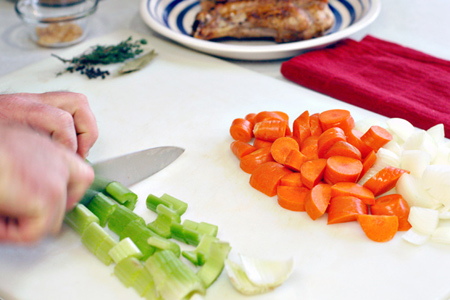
<box><xmin>319</xmin><ymin>109</ymin><xmax>355</xmax><ymax>133</ymax></box>
<box><xmin>359</xmin><ymin>150</ymin><xmax>377</xmax><ymax>180</ymax></box>
<box><xmin>292</xmin><ymin>111</ymin><xmax>311</xmax><ymax>145</ymax></box>
<box><xmin>346</xmin><ymin>129</ymin><xmax>373</xmax><ymax>158</ymax></box>
<box><xmin>360</xmin><ymin>125</ymin><xmax>393</xmax><ymax>152</ymax></box>
<box><xmin>245</xmin><ymin>113</ymin><xmax>257</xmax><ymax>126</ymax></box>
<box><xmin>371</xmin><ymin>194</ymin><xmax>412</xmax><ymax>231</ymax></box>
<box><xmin>317</xmin><ymin>127</ymin><xmax>347</xmax><ymax>158</ymax></box>
<box><xmin>323</xmin><ymin>141</ymin><xmax>362</xmax><ymax>160</ymax></box>
<box><xmin>284</xmin><ymin>149</ymin><xmax>308</xmax><ymax>172</ymax></box>
<box><xmin>357</xmin><ymin>214</ymin><xmax>399</xmax><ymax>242</ymax></box>
<box><xmin>363</xmin><ymin>166</ymin><xmax>409</xmax><ymax>196</ymax></box>
<box><xmin>249</xmin><ymin>162</ymin><xmax>292</xmax><ymax>197</ymax></box>
<box><xmin>253</xmin><ymin>138</ymin><xmax>273</xmax><ymax>149</ymax></box>
<box><xmin>230</xmin><ymin>140</ymin><xmax>257</xmax><ymax>159</ymax></box>
<box><xmin>254</xmin><ymin>111</ymin><xmax>288</xmax><ymax>123</ymax></box>
<box><xmin>253</xmin><ymin>119</ymin><xmax>287</xmax><ymax>142</ymax></box>
<box><xmin>324</xmin><ymin>156</ymin><xmax>363</xmax><ymax>184</ymax></box>
<box><xmin>230</xmin><ymin>118</ymin><xmax>254</xmax><ymax>142</ymax></box>
<box><xmin>277</xmin><ymin>186</ymin><xmax>309</xmax><ymax>211</ymax></box>
<box><xmin>327</xmin><ymin>196</ymin><xmax>368</xmax><ymax>224</ymax></box>
<box><xmin>330</xmin><ymin>182</ymin><xmax>375</xmax><ymax>205</ymax></box>
<box><xmin>270</xmin><ymin>137</ymin><xmax>299</xmax><ymax>165</ymax></box>
<box><xmin>305</xmin><ymin>183</ymin><xmax>332</xmax><ymax>220</ymax></box>
<box><xmin>300</xmin><ymin>158</ymin><xmax>327</xmax><ymax>189</ymax></box>
<box><xmin>309</xmin><ymin>113</ymin><xmax>323</xmax><ymax>136</ymax></box>
<box><xmin>300</xmin><ymin>135</ymin><xmax>319</xmax><ymax>160</ymax></box>
<box><xmin>240</xmin><ymin>147</ymin><xmax>274</xmax><ymax>174</ymax></box>
<box><xmin>280</xmin><ymin>172</ymin><xmax>303</xmax><ymax>187</ymax></box>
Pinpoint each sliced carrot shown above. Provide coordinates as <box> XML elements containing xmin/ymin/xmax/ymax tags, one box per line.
<box><xmin>324</xmin><ymin>156</ymin><xmax>363</xmax><ymax>184</ymax></box>
<box><xmin>305</xmin><ymin>183</ymin><xmax>332</xmax><ymax>220</ymax></box>
<box><xmin>230</xmin><ymin>118</ymin><xmax>254</xmax><ymax>142</ymax></box>
<box><xmin>254</xmin><ymin>111</ymin><xmax>288</xmax><ymax>123</ymax></box>
<box><xmin>360</xmin><ymin>125</ymin><xmax>393</xmax><ymax>152</ymax></box>
<box><xmin>330</xmin><ymin>182</ymin><xmax>375</xmax><ymax>205</ymax></box>
<box><xmin>280</xmin><ymin>172</ymin><xmax>303</xmax><ymax>187</ymax></box>
<box><xmin>300</xmin><ymin>158</ymin><xmax>327</xmax><ymax>189</ymax></box>
<box><xmin>327</xmin><ymin>196</ymin><xmax>368</xmax><ymax>224</ymax></box>
<box><xmin>292</xmin><ymin>111</ymin><xmax>311</xmax><ymax>145</ymax></box>
<box><xmin>240</xmin><ymin>147</ymin><xmax>274</xmax><ymax>174</ymax></box>
<box><xmin>249</xmin><ymin>162</ymin><xmax>292</xmax><ymax>197</ymax></box>
<box><xmin>300</xmin><ymin>135</ymin><xmax>319</xmax><ymax>160</ymax></box>
<box><xmin>359</xmin><ymin>150</ymin><xmax>377</xmax><ymax>180</ymax></box>
<box><xmin>319</xmin><ymin>109</ymin><xmax>355</xmax><ymax>133</ymax></box>
<box><xmin>230</xmin><ymin>140</ymin><xmax>257</xmax><ymax>159</ymax></box>
<box><xmin>323</xmin><ymin>141</ymin><xmax>362</xmax><ymax>160</ymax></box>
<box><xmin>277</xmin><ymin>186</ymin><xmax>310</xmax><ymax>211</ymax></box>
<box><xmin>371</xmin><ymin>194</ymin><xmax>411</xmax><ymax>231</ymax></box>
<box><xmin>245</xmin><ymin>113</ymin><xmax>257</xmax><ymax>126</ymax></box>
<box><xmin>284</xmin><ymin>149</ymin><xmax>308</xmax><ymax>172</ymax></box>
<box><xmin>317</xmin><ymin>127</ymin><xmax>346</xmax><ymax>158</ymax></box>
<box><xmin>253</xmin><ymin>138</ymin><xmax>273</xmax><ymax>149</ymax></box>
<box><xmin>270</xmin><ymin>137</ymin><xmax>299</xmax><ymax>165</ymax></box>
<box><xmin>357</xmin><ymin>214</ymin><xmax>399</xmax><ymax>242</ymax></box>
<box><xmin>309</xmin><ymin>113</ymin><xmax>323</xmax><ymax>136</ymax></box>
<box><xmin>273</xmin><ymin>111</ymin><xmax>289</xmax><ymax>122</ymax></box>
<box><xmin>346</xmin><ymin>129</ymin><xmax>373</xmax><ymax>158</ymax></box>
<box><xmin>253</xmin><ymin>119</ymin><xmax>287</xmax><ymax>142</ymax></box>
<box><xmin>362</xmin><ymin>166</ymin><xmax>409</xmax><ymax>196</ymax></box>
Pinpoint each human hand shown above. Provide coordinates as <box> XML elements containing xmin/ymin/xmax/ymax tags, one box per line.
<box><xmin>0</xmin><ymin>124</ymin><xmax>94</xmax><ymax>244</ymax></box>
<box><xmin>0</xmin><ymin>92</ymin><xmax>98</xmax><ymax>158</ymax></box>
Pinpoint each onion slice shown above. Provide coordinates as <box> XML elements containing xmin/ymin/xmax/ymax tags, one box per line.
<box><xmin>402</xmin><ymin>228</ymin><xmax>430</xmax><ymax>246</ymax></box>
<box><xmin>431</xmin><ymin>227</ymin><xmax>450</xmax><ymax>245</ymax></box>
<box><xmin>408</xmin><ymin>206</ymin><xmax>439</xmax><ymax>235</ymax></box>
<box><xmin>402</xmin><ymin>130</ymin><xmax>438</xmax><ymax>162</ymax></box>
<box><xmin>386</xmin><ymin>118</ymin><xmax>415</xmax><ymax>143</ymax></box>
<box><xmin>400</xmin><ymin>150</ymin><xmax>430</xmax><ymax>178</ymax></box>
<box><xmin>396</xmin><ymin>173</ymin><xmax>435</xmax><ymax>208</ymax></box>
<box><xmin>225</xmin><ymin>259</ymin><xmax>273</xmax><ymax>295</ymax></box>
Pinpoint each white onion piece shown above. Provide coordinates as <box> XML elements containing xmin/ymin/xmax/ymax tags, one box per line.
<box><xmin>402</xmin><ymin>228</ymin><xmax>430</xmax><ymax>246</ymax></box>
<box><xmin>400</xmin><ymin>150</ymin><xmax>431</xmax><ymax>178</ymax></box>
<box><xmin>396</xmin><ymin>173</ymin><xmax>434</xmax><ymax>208</ymax></box>
<box><xmin>439</xmin><ymin>210</ymin><xmax>450</xmax><ymax>219</ymax></box>
<box><xmin>225</xmin><ymin>259</ymin><xmax>271</xmax><ymax>295</ymax></box>
<box><xmin>421</xmin><ymin>165</ymin><xmax>450</xmax><ymax>207</ymax></box>
<box><xmin>408</xmin><ymin>206</ymin><xmax>439</xmax><ymax>235</ymax></box>
<box><xmin>383</xmin><ymin>140</ymin><xmax>403</xmax><ymax>157</ymax></box>
<box><xmin>431</xmin><ymin>227</ymin><xmax>450</xmax><ymax>245</ymax></box>
<box><xmin>432</xmin><ymin>144</ymin><xmax>450</xmax><ymax>165</ymax></box>
<box><xmin>402</xmin><ymin>130</ymin><xmax>438</xmax><ymax>162</ymax></box>
<box><xmin>240</xmin><ymin>254</ymin><xmax>294</xmax><ymax>287</ymax></box>
<box><xmin>427</xmin><ymin>124</ymin><xmax>446</xmax><ymax>145</ymax></box>
<box><xmin>354</xmin><ymin>118</ymin><xmax>383</xmax><ymax>134</ymax></box>
<box><xmin>386</xmin><ymin>118</ymin><xmax>415</xmax><ymax>143</ymax></box>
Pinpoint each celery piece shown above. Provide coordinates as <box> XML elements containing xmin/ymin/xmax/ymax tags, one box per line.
<box><xmin>65</xmin><ymin>204</ymin><xmax>99</xmax><ymax>235</ymax></box>
<box><xmin>183</xmin><ymin>227</ymin><xmax>202</xmax><ymax>246</ymax></box>
<box><xmin>95</xmin><ymin>234</ymin><xmax>117</xmax><ymax>265</ymax></box>
<box><xmin>170</xmin><ymin>223</ymin><xmax>186</xmax><ymax>243</ymax></box>
<box><xmin>79</xmin><ymin>189</ymin><xmax>100</xmax><ymax>206</ymax></box>
<box><xmin>108</xmin><ymin>204</ymin><xmax>145</xmax><ymax>236</ymax></box>
<box><xmin>170</xmin><ymin>222</ymin><xmax>202</xmax><ymax>246</ymax></box>
<box><xmin>120</xmin><ymin>220</ymin><xmax>157</xmax><ymax>260</ymax></box>
<box><xmin>87</xmin><ymin>192</ymin><xmax>118</xmax><ymax>227</ymax></box>
<box><xmin>105</xmin><ymin>181</ymin><xmax>138</xmax><ymax>206</ymax></box>
<box><xmin>146</xmin><ymin>194</ymin><xmax>174</xmax><ymax>212</ymax></box>
<box><xmin>197</xmin><ymin>222</ymin><xmax>218</xmax><ymax>237</ymax></box>
<box><xmin>197</xmin><ymin>241</ymin><xmax>231</xmax><ymax>288</ymax></box>
<box><xmin>144</xmin><ymin>250</ymin><xmax>206</xmax><ymax>300</ymax></box>
<box><xmin>182</xmin><ymin>219</ymin><xmax>198</xmax><ymax>230</ymax></box>
<box><xmin>114</xmin><ymin>256</ymin><xmax>144</xmax><ymax>288</ymax></box>
<box><xmin>81</xmin><ymin>222</ymin><xmax>110</xmax><ymax>254</ymax></box>
<box><xmin>147</xmin><ymin>204</ymin><xmax>181</xmax><ymax>238</ymax></box>
<box><xmin>109</xmin><ymin>237</ymin><xmax>143</xmax><ymax>264</ymax></box>
<box><xmin>147</xmin><ymin>236</ymin><xmax>181</xmax><ymax>257</ymax></box>
<box><xmin>182</xmin><ymin>235</ymin><xmax>218</xmax><ymax>266</ymax></box>
<box><xmin>160</xmin><ymin>193</ymin><xmax>188</xmax><ymax>216</ymax></box>
<box><xmin>132</xmin><ymin>267</ymin><xmax>156</xmax><ymax>297</ymax></box>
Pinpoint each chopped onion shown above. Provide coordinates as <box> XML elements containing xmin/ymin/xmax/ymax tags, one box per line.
<box><xmin>240</xmin><ymin>254</ymin><xmax>294</xmax><ymax>287</ymax></box>
<box><xmin>385</xmin><ymin>118</ymin><xmax>415</xmax><ymax>143</ymax></box>
<box><xmin>354</xmin><ymin>118</ymin><xmax>383</xmax><ymax>134</ymax></box>
<box><xmin>432</xmin><ymin>144</ymin><xmax>450</xmax><ymax>165</ymax></box>
<box><xmin>439</xmin><ymin>211</ymin><xmax>450</xmax><ymax>219</ymax></box>
<box><xmin>402</xmin><ymin>228</ymin><xmax>430</xmax><ymax>246</ymax></box>
<box><xmin>408</xmin><ymin>206</ymin><xmax>439</xmax><ymax>235</ymax></box>
<box><xmin>402</xmin><ymin>130</ymin><xmax>438</xmax><ymax>162</ymax></box>
<box><xmin>400</xmin><ymin>150</ymin><xmax>431</xmax><ymax>178</ymax></box>
<box><xmin>396</xmin><ymin>173</ymin><xmax>435</xmax><ymax>208</ymax></box>
<box><xmin>421</xmin><ymin>165</ymin><xmax>450</xmax><ymax>206</ymax></box>
<box><xmin>225</xmin><ymin>259</ymin><xmax>271</xmax><ymax>295</ymax></box>
<box><xmin>383</xmin><ymin>140</ymin><xmax>403</xmax><ymax>157</ymax></box>
<box><xmin>427</xmin><ymin>124</ymin><xmax>446</xmax><ymax>145</ymax></box>
<box><xmin>431</xmin><ymin>227</ymin><xmax>450</xmax><ymax>245</ymax></box>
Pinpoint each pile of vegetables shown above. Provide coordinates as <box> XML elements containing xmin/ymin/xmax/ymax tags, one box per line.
<box><xmin>229</xmin><ymin>109</ymin><xmax>450</xmax><ymax>244</ymax></box>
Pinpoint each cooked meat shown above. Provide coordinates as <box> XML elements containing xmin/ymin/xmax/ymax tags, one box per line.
<box><xmin>192</xmin><ymin>0</ymin><xmax>335</xmax><ymax>43</ymax></box>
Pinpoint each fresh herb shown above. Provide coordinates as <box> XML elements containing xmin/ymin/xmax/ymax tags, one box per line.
<box><xmin>52</xmin><ymin>36</ymin><xmax>151</xmax><ymax>79</ymax></box>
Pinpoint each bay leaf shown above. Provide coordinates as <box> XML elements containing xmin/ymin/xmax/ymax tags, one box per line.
<box><xmin>118</xmin><ymin>49</ymin><xmax>157</xmax><ymax>75</ymax></box>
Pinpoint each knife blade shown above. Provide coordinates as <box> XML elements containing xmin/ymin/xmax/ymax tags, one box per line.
<box><xmin>92</xmin><ymin>146</ymin><xmax>184</xmax><ymax>187</ymax></box>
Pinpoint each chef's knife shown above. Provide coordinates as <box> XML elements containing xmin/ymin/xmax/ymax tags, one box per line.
<box><xmin>91</xmin><ymin>146</ymin><xmax>184</xmax><ymax>187</ymax></box>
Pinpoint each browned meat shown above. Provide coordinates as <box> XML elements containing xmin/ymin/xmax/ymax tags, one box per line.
<box><xmin>192</xmin><ymin>0</ymin><xmax>335</xmax><ymax>43</ymax></box>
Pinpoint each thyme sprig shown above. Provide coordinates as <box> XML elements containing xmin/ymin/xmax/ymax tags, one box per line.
<box><xmin>52</xmin><ymin>36</ymin><xmax>148</xmax><ymax>79</ymax></box>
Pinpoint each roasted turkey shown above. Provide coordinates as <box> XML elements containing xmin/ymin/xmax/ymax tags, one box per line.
<box><xmin>192</xmin><ymin>0</ymin><xmax>335</xmax><ymax>43</ymax></box>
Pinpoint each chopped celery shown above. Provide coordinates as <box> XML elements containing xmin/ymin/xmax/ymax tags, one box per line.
<box><xmin>183</xmin><ymin>227</ymin><xmax>202</xmax><ymax>246</ymax></box>
<box><xmin>132</xmin><ymin>267</ymin><xmax>156</xmax><ymax>297</ymax></box>
<box><xmin>81</xmin><ymin>222</ymin><xmax>111</xmax><ymax>255</ymax></box>
<box><xmin>108</xmin><ymin>204</ymin><xmax>145</xmax><ymax>236</ymax></box>
<box><xmin>65</xmin><ymin>204</ymin><xmax>99</xmax><ymax>235</ymax></box>
<box><xmin>147</xmin><ymin>204</ymin><xmax>181</xmax><ymax>238</ymax></box>
<box><xmin>170</xmin><ymin>222</ymin><xmax>203</xmax><ymax>246</ymax></box>
<box><xmin>120</xmin><ymin>220</ymin><xmax>158</xmax><ymax>260</ymax></box>
<box><xmin>160</xmin><ymin>193</ymin><xmax>188</xmax><ymax>216</ymax></box>
<box><xmin>146</xmin><ymin>193</ymin><xmax>187</xmax><ymax>216</ymax></box>
<box><xmin>182</xmin><ymin>220</ymin><xmax>199</xmax><ymax>230</ymax></box>
<box><xmin>114</xmin><ymin>256</ymin><xmax>144</xmax><ymax>288</ymax></box>
<box><xmin>109</xmin><ymin>237</ymin><xmax>143</xmax><ymax>264</ymax></box>
<box><xmin>79</xmin><ymin>189</ymin><xmax>100</xmax><ymax>206</ymax></box>
<box><xmin>86</xmin><ymin>192</ymin><xmax>118</xmax><ymax>227</ymax></box>
<box><xmin>144</xmin><ymin>250</ymin><xmax>206</xmax><ymax>300</ymax></box>
<box><xmin>146</xmin><ymin>194</ymin><xmax>174</xmax><ymax>212</ymax></box>
<box><xmin>182</xmin><ymin>219</ymin><xmax>218</xmax><ymax>238</ymax></box>
<box><xmin>182</xmin><ymin>235</ymin><xmax>218</xmax><ymax>266</ymax></box>
<box><xmin>95</xmin><ymin>234</ymin><xmax>117</xmax><ymax>265</ymax></box>
<box><xmin>170</xmin><ymin>223</ymin><xmax>186</xmax><ymax>243</ymax></box>
<box><xmin>105</xmin><ymin>181</ymin><xmax>138</xmax><ymax>208</ymax></box>
<box><xmin>197</xmin><ymin>241</ymin><xmax>231</xmax><ymax>288</ymax></box>
<box><xmin>147</xmin><ymin>236</ymin><xmax>180</xmax><ymax>257</ymax></box>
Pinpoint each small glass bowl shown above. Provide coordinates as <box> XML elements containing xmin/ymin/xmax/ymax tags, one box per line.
<box><xmin>15</xmin><ymin>0</ymin><xmax>99</xmax><ymax>48</ymax></box>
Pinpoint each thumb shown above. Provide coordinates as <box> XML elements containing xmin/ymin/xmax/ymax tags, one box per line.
<box><xmin>64</xmin><ymin>151</ymin><xmax>95</xmax><ymax>211</ymax></box>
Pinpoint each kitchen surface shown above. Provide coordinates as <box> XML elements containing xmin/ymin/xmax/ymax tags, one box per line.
<box><xmin>0</xmin><ymin>0</ymin><xmax>450</xmax><ymax>300</ymax></box>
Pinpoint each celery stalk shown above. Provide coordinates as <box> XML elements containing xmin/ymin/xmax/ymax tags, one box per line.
<box><xmin>182</xmin><ymin>235</ymin><xmax>218</xmax><ymax>266</ymax></box>
<box><xmin>197</xmin><ymin>222</ymin><xmax>218</xmax><ymax>237</ymax></box>
<box><xmin>109</xmin><ymin>237</ymin><xmax>143</xmax><ymax>264</ymax></box>
<box><xmin>131</xmin><ymin>267</ymin><xmax>156</xmax><ymax>297</ymax></box>
<box><xmin>95</xmin><ymin>234</ymin><xmax>117</xmax><ymax>265</ymax></box>
<box><xmin>114</xmin><ymin>256</ymin><xmax>144</xmax><ymax>288</ymax></box>
<box><xmin>197</xmin><ymin>241</ymin><xmax>231</xmax><ymax>287</ymax></box>
<box><xmin>65</xmin><ymin>204</ymin><xmax>99</xmax><ymax>235</ymax></box>
<box><xmin>81</xmin><ymin>222</ymin><xmax>110</xmax><ymax>255</ymax></box>
<box><xmin>108</xmin><ymin>204</ymin><xmax>145</xmax><ymax>236</ymax></box>
<box><xmin>147</xmin><ymin>236</ymin><xmax>181</xmax><ymax>257</ymax></box>
<box><xmin>105</xmin><ymin>181</ymin><xmax>138</xmax><ymax>208</ymax></box>
<box><xmin>146</xmin><ymin>193</ymin><xmax>187</xmax><ymax>216</ymax></box>
<box><xmin>147</xmin><ymin>204</ymin><xmax>181</xmax><ymax>238</ymax></box>
<box><xmin>86</xmin><ymin>192</ymin><xmax>118</xmax><ymax>227</ymax></box>
<box><xmin>120</xmin><ymin>220</ymin><xmax>158</xmax><ymax>260</ymax></box>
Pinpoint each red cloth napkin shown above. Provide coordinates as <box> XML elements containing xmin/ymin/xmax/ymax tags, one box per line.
<box><xmin>281</xmin><ymin>35</ymin><xmax>450</xmax><ymax>137</ymax></box>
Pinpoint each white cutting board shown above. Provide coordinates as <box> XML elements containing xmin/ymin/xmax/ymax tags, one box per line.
<box><xmin>0</xmin><ymin>30</ymin><xmax>449</xmax><ymax>300</ymax></box>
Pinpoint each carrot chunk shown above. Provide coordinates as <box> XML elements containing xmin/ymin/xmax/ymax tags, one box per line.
<box><xmin>240</xmin><ymin>147</ymin><xmax>274</xmax><ymax>174</ymax></box>
<box><xmin>327</xmin><ymin>196</ymin><xmax>368</xmax><ymax>224</ymax></box>
<box><xmin>284</xmin><ymin>149</ymin><xmax>308</xmax><ymax>172</ymax></box>
<box><xmin>280</xmin><ymin>172</ymin><xmax>303</xmax><ymax>187</ymax></box>
<box><xmin>253</xmin><ymin>119</ymin><xmax>287</xmax><ymax>142</ymax></box>
<box><xmin>324</xmin><ymin>156</ymin><xmax>363</xmax><ymax>185</ymax></box>
<box><xmin>277</xmin><ymin>186</ymin><xmax>310</xmax><ymax>211</ymax></box>
<box><xmin>330</xmin><ymin>182</ymin><xmax>375</xmax><ymax>205</ymax></box>
<box><xmin>346</xmin><ymin>129</ymin><xmax>373</xmax><ymax>158</ymax></box>
<box><xmin>230</xmin><ymin>140</ymin><xmax>257</xmax><ymax>159</ymax></box>
<box><xmin>309</xmin><ymin>113</ymin><xmax>323</xmax><ymax>136</ymax></box>
<box><xmin>253</xmin><ymin>138</ymin><xmax>273</xmax><ymax>149</ymax></box>
<box><xmin>292</xmin><ymin>111</ymin><xmax>311</xmax><ymax>145</ymax></box>
<box><xmin>357</xmin><ymin>214</ymin><xmax>399</xmax><ymax>242</ymax></box>
<box><xmin>300</xmin><ymin>158</ymin><xmax>327</xmax><ymax>189</ymax></box>
<box><xmin>254</xmin><ymin>111</ymin><xmax>288</xmax><ymax>123</ymax></box>
<box><xmin>371</xmin><ymin>194</ymin><xmax>412</xmax><ymax>231</ymax></box>
<box><xmin>230</xmin><ymin>118</ymin><xmax>254</xmax><ymax>142</ymax></box>
<box><xmin>305</xmin><ymin>183</ymin><xmax>332</xmax><ymax>220</ymax></box>
<box><xmin>323</xmin><ymin>140</ymin><xmax>362</xmax><ymax>160</ymax></box>
<box><xmin>317</xmin><ymin>127</ymin><xmax>347</xmax><ymax>158</ymax></box>
<box><xmin>245</xmin><ymin>113</ymin><xmax>257</xmax><ymax>126</ymax></box>
<box><xmin>300</xmin><ymin>135</ymin><xmax>319</xmax><ymax>160</ymax></box>
<box><xmin>360</xmin><ymin>125</ymin><xmax>393</xmax><ymax>152</ymax></box>
<box><xmin>362</xmin><ymin>166</ymin><xmax>409</xmax><ymax>196</ymax></box>
<box><xmin>249</xmin><ymin>162</ymin><xmax>293</xmax><ymax>197</ymax></box>
<box><xmin>270</xmin><ymin>137</ymin><xmax>299</xmax><ymax>165</ymax></box>
<box><xmin>319</xmin><ymin>109</ymin><xmax>355</xmax><ymax>133</ymax></box>
<box><xmin>359</xmin><ymin>150</ymin><xmax>377</xmax><ymax>180</ymax></box>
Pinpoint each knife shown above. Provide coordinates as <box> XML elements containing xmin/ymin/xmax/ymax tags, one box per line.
<box><xmin>91</xmin><ymin>146</ymin><xmax>184</xmax><ymax>187</ymax></box>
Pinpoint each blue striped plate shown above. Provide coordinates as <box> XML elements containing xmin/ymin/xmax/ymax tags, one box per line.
<box><xmin>140</xmin><ymin>0</ymin><xmax>381</xmax><ymax>60</ymax></box>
